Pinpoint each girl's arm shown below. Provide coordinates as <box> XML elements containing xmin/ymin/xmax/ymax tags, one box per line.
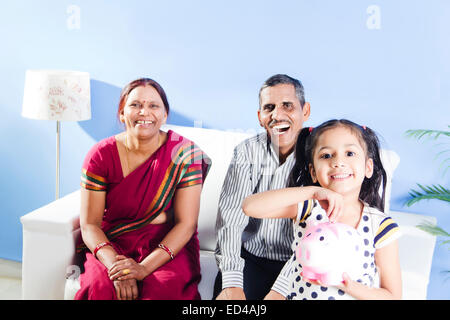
<box><xmin>338</xmin><ymin>240</ymin><xmax>402</xmax><ymax>300</ymax></box>
<box><xmin>242</xmin><ymin>186</ymin><xmax>343</xmax><ymax>221</ymax></box>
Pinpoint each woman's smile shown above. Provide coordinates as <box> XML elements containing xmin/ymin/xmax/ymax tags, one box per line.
<box><xmin>134</xmin><ymin>119</ymin><xmax>155</xmax><ymax>128</ymax></box>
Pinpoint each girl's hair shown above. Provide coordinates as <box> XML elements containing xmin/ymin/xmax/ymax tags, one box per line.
<box><xmin>288</xmin><ymin>119</ymin><xmax>387</xmax><ymax>212</ymax></box>
<box><xmin>117</xmin><ymin>78</ymin><xmax>170</xmax><ymax>120</ymax></box>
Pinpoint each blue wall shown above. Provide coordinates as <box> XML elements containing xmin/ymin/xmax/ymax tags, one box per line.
<box><xmin>1</xmin><ymin>1</ymin><xmax>448</xmax><ymax>299</ymax></box>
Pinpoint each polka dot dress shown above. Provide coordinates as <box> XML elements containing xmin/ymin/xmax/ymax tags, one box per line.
<box><xmin>287</xmin><ymin>201</ymin><xmax>400</xmax><ymax>300</ymax></box>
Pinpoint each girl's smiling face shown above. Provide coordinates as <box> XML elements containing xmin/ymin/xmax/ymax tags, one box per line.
<box><xmin>309</xmin><ymin>126</ymin><xmax>374</xmax><ymax>198</ymax></box>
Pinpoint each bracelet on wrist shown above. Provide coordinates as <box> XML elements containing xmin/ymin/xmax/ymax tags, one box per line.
<box><xmin>158</xmin><ymin>243</ymin><xmax>175</xmax><ymax>260</ymax></box>
<box><xmin>93</xmin><ymin>241</ymin><xmax>112</xmax><ymax>258</ymax></box>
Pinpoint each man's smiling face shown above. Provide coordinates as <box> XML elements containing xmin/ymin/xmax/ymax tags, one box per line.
<box><xmin>258</xmin><ymin>83</ymin><xmax>310</xmax><ymax>158</ymax></box>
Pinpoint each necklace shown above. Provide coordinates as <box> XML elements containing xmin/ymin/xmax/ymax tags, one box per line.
<box><xmin>124</xmin><ymin>132</ymin><xmax>162</xmax><ymax>175</ymax></box>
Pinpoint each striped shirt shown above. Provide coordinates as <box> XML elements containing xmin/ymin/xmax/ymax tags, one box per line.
<box><xmin>214</xmin><ymin>132</ymin><xmax>296</xmax><ymax>296</ymax></box>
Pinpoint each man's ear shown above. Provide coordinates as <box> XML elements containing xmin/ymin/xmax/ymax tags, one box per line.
<box><xmin>309</xmin><ymin>163</ymin><xmax>317</xmax><ymax>183</ymax></box>
<box><xmin>302</xmin><ymin>102</ymin><xmax>311</xmax><ymax>121</ymax></box>
<box><xmin>257</xmin><ymin>109</ymin><xmax>264</xmax><ymax>127</ymax></box>
<box><xmin>365</xmin><ymin>158</ymin><xmax>374</xmax><ymax>179</ymax></box>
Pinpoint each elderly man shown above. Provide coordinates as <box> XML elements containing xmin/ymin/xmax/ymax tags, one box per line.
<box><xmin>214</xmin><ymin>74</ymin><xmax>311</xmax><ymax>300</ymax></box>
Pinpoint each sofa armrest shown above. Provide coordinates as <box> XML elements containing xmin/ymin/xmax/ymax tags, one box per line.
<box><xmin>390</xmin><ymin>210</ymin><xmax>437</xmax><ymax>299</ymax></box>
<box><xmin>198</xmin><ymin>251</ymin><xmax>218</xmax><ymax>300</ymax></box>
<box><xmin>20</xmin><ymin>190</ymin><xmax>81</xmax><ymax>299</ymax></box>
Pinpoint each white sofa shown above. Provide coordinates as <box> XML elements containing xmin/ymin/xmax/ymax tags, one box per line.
<box><xmin>20</xmin><ymin>124</ymin><xmax>437</xmax><ymax>300</ymax></box>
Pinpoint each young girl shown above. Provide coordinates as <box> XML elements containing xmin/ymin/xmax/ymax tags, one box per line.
<box><xmin>242</xmin><ymin>119</ymin><xmax>402</xmax><ymax>300</ymax></box>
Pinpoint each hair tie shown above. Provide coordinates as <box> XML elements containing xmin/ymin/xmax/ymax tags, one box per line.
<box><xmin>309</xmin><ymin>127</ymin><xmax>314</xmax><ymax>133</ymax></box>
<box><xmin>362</xmin><ymin>125</ymin><xmax>367</xmax><ymax>130</ymax></box>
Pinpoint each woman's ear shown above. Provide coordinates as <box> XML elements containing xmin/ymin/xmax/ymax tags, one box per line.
<box><xmin>119</xmin><ymin>111</ymin><xmax>125</xmax><ymax>123</ymax></box>
<box><xmin>365</xmin><ymin>158</ymin><xmax>374</xmax><ymax>179</ymax></box>
<box><xmin>309</xmin><ymin>163</ymin><xmax>317</xmax><ymax>183</ymax></box>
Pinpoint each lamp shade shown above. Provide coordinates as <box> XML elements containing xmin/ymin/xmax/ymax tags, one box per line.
<box><xmin>22</xmin><ymin>70</ymin><xmax>91</xmax><ymax>121</ymax></box>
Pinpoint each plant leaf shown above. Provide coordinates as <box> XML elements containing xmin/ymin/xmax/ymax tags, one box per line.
<box><xmin>405</xmin><ymin>129</ymin><xmax>450</xmax><ymax>140</ymax></box>
<box><xmin>416</xmin><ymin>222</ymin><xmax>450</xmax><ymax>238</ymax></box>
<box><xmin>405</xmin><ymin>184</ymin><xmax>450</xmax><ymax>206</ymax></box>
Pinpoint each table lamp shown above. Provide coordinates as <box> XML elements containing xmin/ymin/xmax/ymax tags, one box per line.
<box><xmin>22</xmin><ymin>70</ymin><xmax>91</xmax><ymax>199</ymax></box>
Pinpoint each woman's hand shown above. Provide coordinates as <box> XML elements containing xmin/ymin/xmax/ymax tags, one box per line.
<box><xmin>113</xmin><ymin>278</ymin><xmax>139</xmax><ymax>300</ymax></box>
<box><xmin>312</xmin><ymin>188</ymin><xmax>344</xmax><ymax>222</ymax></box>
<box><xmin>108</xmin><ymin>255</ymin><xmax>149</xmax><ymax>281</ymax></box>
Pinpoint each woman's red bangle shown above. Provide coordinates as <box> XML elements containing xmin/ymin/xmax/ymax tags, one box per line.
<box><xmin>158</xmin><ymin>243</ymin><xmax>175</xmax><ymax>260</ymax></box>
<box><xmin>93</xmin><ymin>242</ymin><xmax>112</xmax><ymax>258</ymax></box>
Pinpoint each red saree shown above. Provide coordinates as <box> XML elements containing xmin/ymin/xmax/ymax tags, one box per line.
<box><xmin>75</xmin><ymin>130</ymin><xmax>211</xmax><ymax>300</ymax></box>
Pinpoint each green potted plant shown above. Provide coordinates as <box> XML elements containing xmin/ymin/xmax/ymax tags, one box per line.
<box><xmin>405</xmin><ymin>126</ymin><xmax>449</xmax><ymax>275</ymax></box>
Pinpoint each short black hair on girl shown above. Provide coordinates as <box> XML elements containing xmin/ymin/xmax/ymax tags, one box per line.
<box><xmin>288</xmin><ymin>119</ymin><xmax>387</xmax><ymax>212</ymax></box>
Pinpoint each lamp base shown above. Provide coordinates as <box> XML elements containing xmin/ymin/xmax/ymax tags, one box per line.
<box><xmin>56</xmin><ymin>120</ymin><xmax>60</xmax><ymax>200</ymax></box>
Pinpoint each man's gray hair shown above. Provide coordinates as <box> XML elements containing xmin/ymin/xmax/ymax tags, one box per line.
<box><xmin>258</xmin><ymin>74</ymin><xmax>305</xmax><ymax>108</ymax></box>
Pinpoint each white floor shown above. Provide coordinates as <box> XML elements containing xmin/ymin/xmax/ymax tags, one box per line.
<box><xmin>0</xmin><ymin>259</ymin><xmax>22</xmax><ymax>300</ymax></box>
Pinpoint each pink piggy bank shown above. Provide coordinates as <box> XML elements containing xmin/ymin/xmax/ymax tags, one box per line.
<box><xmin>296</xmin><ymin>222</ymin><xmax>366</xmax><ymax>286</ymax></box>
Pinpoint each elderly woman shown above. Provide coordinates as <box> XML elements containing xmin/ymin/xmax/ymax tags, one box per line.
<box><xmin>75</xmin><ymin>78</ymin><xmax>211</xmax><ymax>300</ymax></box>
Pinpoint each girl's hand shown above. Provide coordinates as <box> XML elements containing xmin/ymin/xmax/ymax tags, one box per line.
<box><xmin>108</xmin><ymin>255</ymin><xmax>149</xmax><ymax>281</ymax></box>
<box><xmin>335</xmin><ymin>272</ymin><xmax>359</xmax><ymax>294</ymax></box>
<box><xmin>304</xmin><ymin>273</ymin><xmax>354</xmax><ymax>293</ymax></box>
<box><xmin>312</xmin><ymin>188</ymin><xmax>344</xmax><ymax>222</ymax></box>
<box><xmin>302</xmin><ymin>277</ymin><xmax>324</xmax><ymax>287</ymax></box>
